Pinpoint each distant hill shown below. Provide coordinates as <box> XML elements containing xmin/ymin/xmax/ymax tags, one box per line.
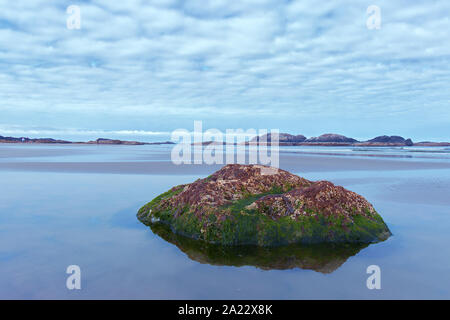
<box><xmin>250</xmin><ymin>133</ymin><xmax>307</xmax><ymax>143</ymax></box>
<box><xmin>305</xmin><ymin>134</ymin><xmax>358</xmax><ymax>143</ymax></box>
<box><xmin>249</xmin><ymin>133</ymin><xmax>425</xmax><ymax>146</ymax></box>
<box><xmin>365</xmin><ymin>135</ymin><xmax>413</xmax><ymax>146</ymax></box>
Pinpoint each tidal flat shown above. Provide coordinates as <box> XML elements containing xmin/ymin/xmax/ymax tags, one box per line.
<box><xmin>0</xmin><ymin>144</ymin><xmax>449</xmax><ymax>299</ymax></box>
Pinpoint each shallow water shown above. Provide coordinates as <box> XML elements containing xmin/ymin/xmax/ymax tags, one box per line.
<box><xmin>0</xmin><ymin>144</ymin><xmax>449</xmax><ymax>299</ymax></box>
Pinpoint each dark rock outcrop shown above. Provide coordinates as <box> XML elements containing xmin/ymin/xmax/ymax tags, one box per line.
<box><xmin>138</xmin><ymin>164</ymin><xmax>391</xmax><ymax>246</ymax></box>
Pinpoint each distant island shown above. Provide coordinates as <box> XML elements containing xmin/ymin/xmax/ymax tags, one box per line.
<box><xmin>193</xmin><ymin>133</ymin><xmax>450</xmax><ymax>147</ymax></box>
<box><xmin>0</xmin><ymin>136</ymin><xmax>174</xmax><ymax>145</ymax></box>
<box><xmin>248</xmin><ymin>133</ymin><xmax>450</xmax><ymax>147</ymax></box>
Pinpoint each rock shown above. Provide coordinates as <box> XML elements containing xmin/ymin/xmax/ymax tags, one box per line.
<box><xmin>137</xmin><ymin>164</ymin><xmax>391</xmax><ymax>246</ymax></box>
<box><xmin>305</xmin><ymin>134</ymin><xmax>358</xmax><ymax>143</ymax></box>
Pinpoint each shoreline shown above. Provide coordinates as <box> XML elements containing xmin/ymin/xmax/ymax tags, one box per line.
<box><xmin>2</xmin><ymin>134</ymin><xmax>450</xmax><ymax>147</ymax></box>
<box><xmin>0</xmin><ymin>137</ymin><xmax>174</xmax><ymax>146</ymax></box>
<box><xmin>194</xmin><ymin>141</ymin><xmax>450</xmax><ymax>147</ymax></box>
<box><xmin>1</xmin><ymin>141</ymin><xmax>450</xmax><ymax>147</ymax></box>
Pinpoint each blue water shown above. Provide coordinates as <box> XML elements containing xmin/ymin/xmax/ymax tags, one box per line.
<box><xmin>0</xmin><ymin>144</ymin><xmax>449</xmax><ymax>299</ymax></box>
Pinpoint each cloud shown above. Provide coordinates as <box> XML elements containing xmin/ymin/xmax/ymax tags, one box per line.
<box><xmin>0</xmin><ymin>0</ymin><xmax>449</xmax><ymax>139</ymax></box>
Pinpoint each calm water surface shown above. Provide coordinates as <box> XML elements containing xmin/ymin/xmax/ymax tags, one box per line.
<box><xmin>0</xmin><ymin>144</ymin><xmax>449</xmax><ymax>299</ymax></box>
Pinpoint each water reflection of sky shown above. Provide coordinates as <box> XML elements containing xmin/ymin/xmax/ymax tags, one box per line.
<box><xmin>0</xmin><ymin>145</ymin><xmax>449</xmax><ymax>299</ymax></box>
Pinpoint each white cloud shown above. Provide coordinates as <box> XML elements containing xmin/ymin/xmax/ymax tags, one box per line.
<box><xmin>0</xmin><ymin>0</ymin><xmax>449</xmax><ymax>139</ymax></box>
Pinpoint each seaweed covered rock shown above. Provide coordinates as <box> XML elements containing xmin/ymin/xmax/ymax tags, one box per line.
<box><xmin>137</xmin><ymin>164</ymin><xmax>391</xmax><ymax>246</ymax></box>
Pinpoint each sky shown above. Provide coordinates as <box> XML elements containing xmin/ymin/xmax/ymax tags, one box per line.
<box><xmin>0</xmin><ymin>0</ymin><xmax>449</xmax><ymax>142</ymax></box>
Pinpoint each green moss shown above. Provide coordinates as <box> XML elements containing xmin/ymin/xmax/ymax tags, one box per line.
<box><xmin>137</xmin><ymin>185</ymin><xmax>184</xmax><ymax>221</ymax></box>
<box><xmin>220</xmin><ymin>186</ymin><xmax>285</xmax><ymax>215</ymax></box>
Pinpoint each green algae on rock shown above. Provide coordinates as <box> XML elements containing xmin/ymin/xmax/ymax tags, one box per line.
<box><xmin>137</xmin><ymin>164</ymin><xmax>391</xmax><ymax>246</ymax></box>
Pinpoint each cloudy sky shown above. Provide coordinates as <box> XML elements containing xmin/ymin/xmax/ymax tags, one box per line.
<box><xmin>0</xmin><ymin>0</ymin><xmax>449</xmax><ymax>141</ymax></box>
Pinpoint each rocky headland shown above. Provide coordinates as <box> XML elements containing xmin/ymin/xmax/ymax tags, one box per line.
<box><xmin>138</xmin><ymin>164</ymin><xmax>391</xmax><ymax>246</ymax></box>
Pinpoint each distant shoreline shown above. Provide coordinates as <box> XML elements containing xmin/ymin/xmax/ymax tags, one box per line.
<box><xmin>192</xmin><ymin>141</ymin><xmax>450</xmax><ymax>147</ymax></box>
<box><xmin>0</xmin><ymin>136</ymin><xmax>174</xmax><ymax>146</ymax></box>
<box><xmin>1</xmin><ymin>134</ymin><xmax>449</xmax><ymax>147</ymax></box>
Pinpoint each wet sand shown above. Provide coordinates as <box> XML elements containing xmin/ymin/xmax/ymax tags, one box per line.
<box><xmin>1</xmin><ymin>143</ymin><xmax>450</xmax><ymax>299</ymax></box>
<box><xmin>1</xmin><ymin>154</ymin><xmax>450</xmax><ymax>175</ymax></box>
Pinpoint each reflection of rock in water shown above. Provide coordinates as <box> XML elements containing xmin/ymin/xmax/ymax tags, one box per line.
<box><xmin>150</xmin><ymin>223</ymin><xmax>370</xmax><ymax>274</ymax></box>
